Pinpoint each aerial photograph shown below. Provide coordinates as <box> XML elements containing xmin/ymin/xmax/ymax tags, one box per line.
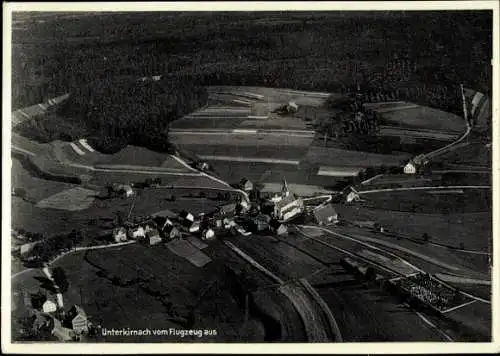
<box><xmin>7</xmin><ymin>7</ymin><xmax>493</xmax><ymax>345</ymax></box>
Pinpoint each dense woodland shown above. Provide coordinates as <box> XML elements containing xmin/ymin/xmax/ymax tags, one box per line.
<box><xmin>15</xmin><ymin>76</ymin><xmax>208</xmax><ymax>153</ymax></box>
<box><xmin>12</xmin><ymin>11</ymin><xmax>492</xmax><ymax>109</ymax></box>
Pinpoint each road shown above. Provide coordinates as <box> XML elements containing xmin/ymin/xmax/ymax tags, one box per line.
<box><xmin>224</xmin><ymin>240</ymin><xmax>340</xmax><ymax>341</ymax></box>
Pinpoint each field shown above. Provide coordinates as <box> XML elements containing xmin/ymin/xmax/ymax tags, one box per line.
<box><xmin>12</xmin><ymin>243</ymin><xmax>260</xmax><ymax>342</ymax></box>
<box><xmin>336</xmin><ymin>203</ymin><xmax>492</xmax><ymax>253</ymax></box>
<box><xmin>378</xmin><ymin>106</ymin><xmax>466</xmax><ymax>133</ymax></box>
<box><xmin>304</xmin><ymin>146</ymin><xmax>411</xmax><ymax>168</ymax></box>
<box><xmin>35</xmin><ymin>186</ymin><xmax>97</xmax><ymax>211</ymax></box>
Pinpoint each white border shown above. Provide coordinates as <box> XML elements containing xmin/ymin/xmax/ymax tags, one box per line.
<box><xmin>2</xmin><ymin>1</ymin><xmax>499</xmax><ymax>354</ymax></box>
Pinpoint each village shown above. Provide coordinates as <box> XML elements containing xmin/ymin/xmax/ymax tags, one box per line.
<box><xmin>108</xmin><ymin>177</ymin><xmax>341</xmax><ymax>247</ymax></box>
<box><xmin>13</xmin><ymin>176</ymin><xmax>346</xmax><ymax>342</ymax></box>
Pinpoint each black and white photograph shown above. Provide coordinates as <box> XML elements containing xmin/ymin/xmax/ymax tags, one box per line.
<box><xmin>2</xmin><ymin>1</ymin><xmax>498</xmax><ymax>353</ymax></box>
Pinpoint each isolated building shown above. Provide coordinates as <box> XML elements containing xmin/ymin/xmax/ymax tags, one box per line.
<box><xmin>287</xmin><ymin>101</ymin><xmax>299</xmax><ymax>113</ymax></box>
<box><xmin>312</xmin><ymin>204</ymin><xmax>338</xmax><ymax>226</ymax></box>
<box><xmin>115</xmin><ymin>184</ymin><xmax>134</xmax><ymax>198</ymax></box>
<box><xmin>239</xmin><ymin>177</ymin><xmax>254</xmax><ymax>192</ymax></box>
<box><xmin>113</xmin><ymin>227</ymin><xmax>128</xmax><ymax>243</ymax></box>
<box><xmin>404</xmin><ymin>161</ymin><xmax>417</xmax><ymax>174</ymax></box>
<box><xmin>67</xmin><ymin>305</ymin><xmax>88</xmax><ymax>334</ymax></box>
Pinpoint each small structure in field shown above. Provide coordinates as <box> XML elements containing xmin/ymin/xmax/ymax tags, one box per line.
<box><xmin>404</xmin><ymin>161</ymin><xmax>417</xmax><ymax>174</ymax></box>
<box><xmin>239</xmin><ymin>177</ymin><xmax>254</xmax><ymax>192</ymax></box>
<box><xmin>114</xmin><ymin>184</ymin><xmax>134</xmax><ymax>198</ymax></box>
<box><xmin>113</xmin><ymin>227</ymin><xmax>128</xmax><ymax>242</ymax></box>
<box><xmin>67</xmin><ymin>305</ymin><xmax>88</xmax><ymax>334</ymax></box>
<box><xmin>201</xmin><ymin>228</ymin><xmax>216</xmax><ymax>241</ymax></box>
<box><xmin>312</xmin><ymin>204</ymin><xmax>338</xmax><ymax>226</ymax></box>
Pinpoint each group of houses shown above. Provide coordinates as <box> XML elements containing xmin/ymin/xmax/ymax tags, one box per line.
<box><xmin>21</xmin><ymin>290</ymin><xmax>90</xmax><ymax>342</ymax></box>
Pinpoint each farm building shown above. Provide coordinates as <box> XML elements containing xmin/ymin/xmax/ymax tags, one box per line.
<box><xmin>201</xmin><ymin>228</ymin><xmax>216</xmax><ymax>241</ymax></box>
<box><xmin>42</xmin><ymin>300</ymin><xmax>57</xmax><ymax>314</ymax></box>
<box><xmin>20</xmin><ymin>242</ymin><xmax>37</xmax><ymax>259</ymax></box>
<box><xmin>179</xmin><ymin>210</ymin><xmax>195</xmax><ymax>226</ymax></box>
<box><xmin>146</xmin><ymin>229</ymin><xmax>162</xmax><ymax>245</ymax></box>
<box><xmin>113</xmin><ymin>227</ymin><xmax>128</xmax><ymax>242</ymax></box>
<box><xmin>114</xmin><ymin>184</ymin><xmax>134</xmax><ymax>198</ymax></box>
<box><xmin>270</xmin><ymin>220</ymin><xmax>288</xmax><ymax>236</ymax></box>
<box><xmin>313</xmin><ymin>204</ymin><xmax>338</xmax><ymax>225</ymax></box>
<box><xmin>189</xmin><ymin>220</ymin><xmax>201</xmax><ymax>233</ymax></box>
<box><xmin>162</xmin><ymin>224</ymin><xmax>181</xmax><ymax>240</ymax></box>
<box><xmin>129</xmin><ymin>226</ymin><xmax>146</xmax><ymax>240</ymax></box>
<box><xmin>239</xmin><ymin>177</ymin><xmax>254</xmax><ymax>192</ymax></box>
<box><xmin>345</xmin><ymin>187</ymin><xmax>361</xmax><ymax>203</ymax></box>
<box><xmin>67</xmin><ymin>305</ymin><xmax>88</xmax><ymax>334</ymax></box>
<box><xmin>253</xmin><ymin>214</ymin><xmax>271</xmax><ymax>232</ymax></box>
<box><xmin>404</xmin><ymin>161</ymin><xmax>417</xmax><ymax>174</ymax></box>
<box><xmin>218</xmin><ymin>203</ymin><xmax>237</xmax><ymax>218</ymax></box>
<box><xmin>52</xmin><ymin>318</ymin><xmax>74</xmax><ymax>341</ymax></box>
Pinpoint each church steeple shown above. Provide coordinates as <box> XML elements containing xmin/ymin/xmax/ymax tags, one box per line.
<box><xmin>281</xmin><ymin>178</ymin><xmax>290</xmax><ymax>197</ymax></box>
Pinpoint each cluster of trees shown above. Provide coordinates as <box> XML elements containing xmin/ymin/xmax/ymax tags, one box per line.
<box><xmin>16</xmin><ymin>76</ymin><xmax>208</xmax><ymax>154</ymax></box>
<box><xmin>25</xmin><ymin>230</ymin><xmax>84</xmax><ymax>264</ymax></box>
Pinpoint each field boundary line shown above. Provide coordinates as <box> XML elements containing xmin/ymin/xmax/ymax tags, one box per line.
<box><xmin>223</xmin><ymin>240</ymin><xmax>283</xmax><ymax>284</ymax></box>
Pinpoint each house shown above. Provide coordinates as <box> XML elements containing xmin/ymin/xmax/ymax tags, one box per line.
<box><xmin>239</xmin><ymin>177</ymin><xmax>254</xmax><ymax>192</ymax></box>
<box><xmin>201</xmin><ymin>228</ymin><xmax>216</xmax><ymax>241</ymax></box>
<box><xmin>345</xmin><ymin>187</ymin><xmax>361</xmax><ymax>203</ymax></box>
<box><xmin>179</xmin><ymin>210</ymin><xmax>195</xmax><ymax>226</ymax></box>
<box><xmin>146</xmin><ymin>229</ymin><xmax>162</xmax><ymax>245</ymax></box>
<box><xmin>115</xmin><ymin>184</ymin><xmax>134</xmax><ymax>198</ymax></box>
<box><xmin>403</xmin><ymin>161</ymin><xmax>417</xmax><ymax>174</ymax></box>
<box><xmin>52</xmin><ymin>318</ymin><xmax>74</xmax><ymax>342</ymax></box>
<box><xmin>253</xmin><ymin>214</ymin><xmax>271</xmax><ymax>231</ymax></box>
<box><xmin>128</xmin><ymin>226</ymin><xmax>145</xmax><ymax>240</ymax></box>
<box><xmin>287</xmin><ymin>101</ymin><xmax>299</xmax><ymax>113</ymax></box>
<box><xmin>112</xmin><ymin>227</ymin><xmax>127</xmax><ymax>242</ymax></box>
<box><xmin>312</xmin><ymin>204</ymin><xmax>338</xmax><ymax>226</ymax></box>
<box><xmin>42</xmin><ymin>300</ymin><xmax>57</xmax><ymax>313</ymax></box>
<box><xmin>189</xmin><ymin>221</ymin><xmax>201</xmax><ymax>233</ymax></box>
<box><xmin>67</xmin><ymin>305</ymin><xmax>88</xmax><ymax>334</ymax></box>
<box><xmin>162</xmin><ymin>224</ymin><xmax>181</xmax><ymax>240</ymax></box>
<box><xmin>270</xmin><ymin>220</ymin><xmax>288</xmax><ymax>235</ymax></box>
<box><xmin>218</xmin><ymin>203</ymin><xmax>237</xmax><ymax>218</ymax></box>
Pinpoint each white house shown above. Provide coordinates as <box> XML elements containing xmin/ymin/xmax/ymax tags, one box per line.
<box><xmin>129</xmin><ymin>226</ymin><xmax>146</xmax><ymax>240</ymax></box>
<box><xmin>189</xmin><ymin>221</ymin><xmax>201</xmax><ymax>233</ymax></box>
<box><xmin>201</xmin><ymin>228</ymin><xmax>216</xmax><ymax>241</ymax></box>
<box><xmin>113</xmin><ymin>227</ymin><xmax>128</xmax><ymax>242</ymax></box>
<box><xmin>42</xmin><ymin>300</ymin><xmax>57</xmax><ymax>313</ymax></box>
<box><xmin>312</xmin><ymin>204</ymin><xmax>338</xmax><ymax>225</ymax></box>
<box><xmin>404</xmin><ymin>161</ymin><xmax>417</xmax><ymax>174</ymax></box>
